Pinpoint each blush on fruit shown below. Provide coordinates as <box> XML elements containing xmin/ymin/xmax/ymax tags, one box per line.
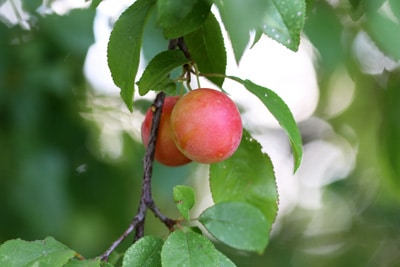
<box><xmin>141</xmin><ymin>96</ymin><xmax>192</xmax><ymax>166</ymax></box>
<box><xmin>170</xmin><ymin>88</ymin><xmax>242</xmax><ymax>164</ymax></box>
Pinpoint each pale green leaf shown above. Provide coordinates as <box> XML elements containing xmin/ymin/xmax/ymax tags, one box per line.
<box><xmin>199</xmin><ymin>202</ymin><xmax>269</xmax><ymax>253</ymax></box>
<box><xmin>122</xmin><ymin>236</ymin><xmax>163</xmax><ymax>267</ymax></box>
<box><xmin>260</xmin><ymin>0</ymin><xmax>306</xmax><ymax>51</ymax></box>
<box><xmin>107</xmin><ymin>0</ymin><xmax>156</xmax><ymax>111</ymax></box>
<box><xmin>240</xmin><ymin>79</ymin><xmax>302</xmax><ymax>172</ymax></box>
<box><xmin>215</xmin><ymin>0</ymin><xmax>306</xmax><ymax>62</ymax></box>
<box><xmin>389</xmin><ymin>0</ymin><xmax>400</xmax><ymax>21</ymax></box>
<box><xmin>0</xmin><ymin>237</ymin><xmax>75</xmax><ymax>267</ymax></box>
<box><xmin>217</xmin><ymin>251</ymin><xmax>237</xmax><ymax>267</ymax></box>
<box><xmin>173</xmin><ymin>185</ymin><xmax>196</xmax><ymax>221</ymax></box>
<box><xmin>365</xmin><ymin>10</ymin><xmax>400</xmax><ymax>60</ymax></box>
<box><xmin>161</xmin><ymin>230</ymin><xmax>219</xmax><ymax>267</ymax></box>
<box><xmin>210</xmin><ymin>130</ymin><xmax>278</xmax><ymax>226</ymax></box>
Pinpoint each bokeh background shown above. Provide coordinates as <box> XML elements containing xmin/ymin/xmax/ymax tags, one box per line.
<box><xmin>1</xmin><ymin>0</ymin><xmax>400</xmax><ymax>266</ymax></box>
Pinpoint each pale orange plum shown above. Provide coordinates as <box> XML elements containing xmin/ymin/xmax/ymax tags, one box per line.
<box><xmin>170</xmin><ymin>89</ymin><xmax>242</xmax><ymax>163</ymax></box>
<box><xmin>141</xmin><ymin>96</ymin><xmax>192</xmax><ymax>166</ymax></box>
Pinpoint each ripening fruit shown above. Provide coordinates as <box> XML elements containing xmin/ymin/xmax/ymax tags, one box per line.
<box><xmin>141</xmin><ymin>96</ymin><xmax>192</xmax><ymax>166</ymax></box>
<box><xmin>170</xmin><ymin>88</ymin><xmax>242</xmax><ymax>163</ymax></box>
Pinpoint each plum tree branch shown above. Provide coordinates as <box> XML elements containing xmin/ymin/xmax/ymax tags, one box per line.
<box><xmin>100</xmin><ymin>38</ymin><xmax>189</xmax><ymax>262</ymax></box>
<box><xmin>100</xmin><ymin>91</ymin><xmax>177</xmax><ymax>262</ymax></box>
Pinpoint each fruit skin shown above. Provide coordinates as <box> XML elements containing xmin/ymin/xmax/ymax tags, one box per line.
<box><xmin>170</xmin><ymin>88</ymin><xmax>242</xmax><ymax>164</ymax></box>
<box><xmin>141</xmin><ymin>96</ymin><xmax>192</xmax><ymax>166</ymax></box>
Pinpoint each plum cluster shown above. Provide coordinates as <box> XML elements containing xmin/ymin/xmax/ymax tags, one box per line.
<box><xmin>141</xmin><ymin>89</ymin><xmax>242</xmax><ymax>166</ymax></box>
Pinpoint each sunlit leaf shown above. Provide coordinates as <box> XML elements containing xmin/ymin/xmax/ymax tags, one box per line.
<box><xmin>260</xmin><ymin>0</ymin><xmax>306</xmax><ymax>51</ymax></box>
<box><xmin>0</xmin><ymin>237</ymin><xmax>75</xmax><ymax>267</ymax></box>
<box><xmin>107</xmin><ymin>0</ymin><xmax>156</xmax><ymax>111</ymax></box>
<box><xmin>199</xmin><ymin>202</ymin><xmax>269</xmax><ymax>253</ymax></box>
<box><xmin>161</xmin><ymin>230</ymin><xmax>219</xmax><ymax>267</ymax></box>
<box><xmin>157</xmin><ymin>0</ymin><xmax>213</xmax><ymax>38</ymax></box>
<box><xmin>236</xmin><ymin>78</ymin><xmax>302</xmax><ymax>172</ymax></box>
<box><xmin>173</xmin><ymin>185</ymin><xmax>196</xmax><ymax>221</ymax></box>
<box><xmin>122</xmin><ymin>236</ymin><xmax>163</xmax><ymax>267</ymax></box>
<box><xmin>214</xmin><ymin>0</ymin><xmax>257</xmax><ymax>63</ymax></box>
<box><xmin>137</xmin><ymin>50</ymin><xmax>189</xmax><ymax>96</ymax></box>
<box><xmin>210</xmin><ymin>130</ymin><xmax>278</xmax><ymax>224</ymax></box>
<box><xmin>215</xmin><ymin>0</ymin><xmax>305</xmax><ymax>62</ymax></box>
<box><xmin>184</xmin><ymin>13</ymin><xmax>226</xmax><ymax>87</ymax></box>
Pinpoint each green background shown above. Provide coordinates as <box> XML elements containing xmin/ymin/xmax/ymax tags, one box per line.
<box><xmin>1</xmin><ymin>1</ymin><xmax>400</xmax><ymax>266</ymax></box>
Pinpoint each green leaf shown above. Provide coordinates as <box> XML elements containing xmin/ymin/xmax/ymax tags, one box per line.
<box><xmin>90</xmin><ymin>0</ymin><xmax>102</xmax><ymax>9</ymax></box>
<box><xmin>365</xmin><ymin>10</ymin><xmax>400</xmax><ymax>60</ymax></box>
<box><xmin>107</xmin><ymin>0</ymin><xmax>156</xmax><ymax>112</ymax></box>
<box><xmin>64</xmin><ymin>258</ymin><xmax>101</xmax><ymax>267</ymax></box>
<box><xmin>239</xmin><ymin>79</ymin><xmax>302</xmax><ymax>172</ymax></box>
<box><xmin>137</xmin><ymin>50</ymin><xmax>190</xmax><ymax>96</ymax></box>
<box><xmin>214</xmin><ymin>0</ymin><xmax>255</xmax><ymax>63</ymax></box>
<box><xmin>152</xmin><ymin>78</ymin><xmax>177</xmax><ymax>95</ymax></box>
<box><xmin>157</xmin><ymin>0</ymin><xmax>213</xmax><ymax>38</ymax></box>
<box><xmin>215</xmin><ymin>0</ymin><xmax>306</xmax><ymax>62</ymax></box>
<box><xmin>210</xmin><ymin>130</ymin><xmax>278</xmax><ymax>228</ymax></box>
<box><xmin>122</xmin><ymin>236</ymin><xmax>163</xmax><ymax>267</ymax></box>
<box><xmin>199</xmin><ymin>202</ymin><xmax>269</xmax><ymax>253</ymax></box>
<box><xmin>101</xmin><ymin>262</ymin><xmax>114</xmax><ymax>267</ymax></box>
<box><xmin>217</xmin><ymin>251</ymin><xmax>237</xmax><ymax>267</ymax></box>
<box><xmin>184</xmin><ymin>13</ymin><xmax>226</xmax><ymax>87</ymax></box>
<box><xmin>389</xmin><ymin>0</ymin><xmax>400</xmax><ymax>21</ymax></box>
<box><xmin>380</xmin><ymin>71</ymin><xmax>400</xmax><ymax>197</ymax></box>
<box><xmin>161</xmin><ymin>230</ymin><xmax>219</xmax><ymax>267</ymax></box>
<box><xmin>173</xmin><ymin>185</ymin><xmax>196</xmax><ymax>220</ymax></box>
<box><xmin>260</xmin><ymin>0</ymin><xmax>306</xmax><ymax>51</ymax></box>
<box><xmin>0</xmin><ymin>237</ymin><xmax>76</xmax><ymax>267</ymax></box>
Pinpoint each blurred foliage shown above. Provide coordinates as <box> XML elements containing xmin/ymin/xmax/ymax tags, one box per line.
<box><xmin>1</xmin><ymin>0</ymin><xmax>400</xmax><ymax>266</ymax></box>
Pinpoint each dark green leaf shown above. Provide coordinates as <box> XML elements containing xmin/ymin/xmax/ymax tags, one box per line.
<box><xmin>64</xmin><ymin>258</ymin><xmax>101</xmax><ymax>267</ymax></box>
<box><xmin>152</xmin><ymin>78</ymin><xmax>177</xmax><ymax>95</ymax></box>
<box><xmin>184</xmin><ymin>13</ymin><xmax>226</xmax><ymax>87</ymax></box>
<box><xmin>380</xmin><ymin>71</ymin><xmax>400</xmax><ymax>195</ymax></box>
<box><xmin>0</xmin><ymin>237</ymin><xmax>76</xmax><ymax>267</ymax></box>
<box><xmin>107</xmin><ymin>0</ymin><xmax>156</xmax><ymax>111</ymax></box>
<box><xmin>122</xmin><ymin>236</ymin><xmax>163</xmax><ymax>267</ymax></box>
<box><xmin>90</xmin><ymin>0</ymin><xmax>102</xmax><ymax>9</ymax></box>
<box><xmin>157</xmin><ymin>0</ymin><xmax>213</xmax><ymax>38</ymax></box>
<box><xmin>199</xmin><ymin>202</ymin><xmax>269</xmax><ymax>253</ymax></box>
<box><xmin>240</xmin><ymin>79</ymin><xmax>302</xmax><ymax>172</ymax></box>
<box><xmin>137</xmin><ymin>50</ymin><xmax>189</xmax><ymax>96</ymax></box>
<box><xmin>173</xmin><ymin>185</ymin><xmax>196</xmax><ymax>220</ymax></box>
<box><xmin>210</xmin><ymin>130</ymin><xmax>278</xmax><ymax>226</ymax></box>
<box><xmin>161</xmin><ymin>230</ymin><xmax>219</xmax><ymax>267</ymax></box>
